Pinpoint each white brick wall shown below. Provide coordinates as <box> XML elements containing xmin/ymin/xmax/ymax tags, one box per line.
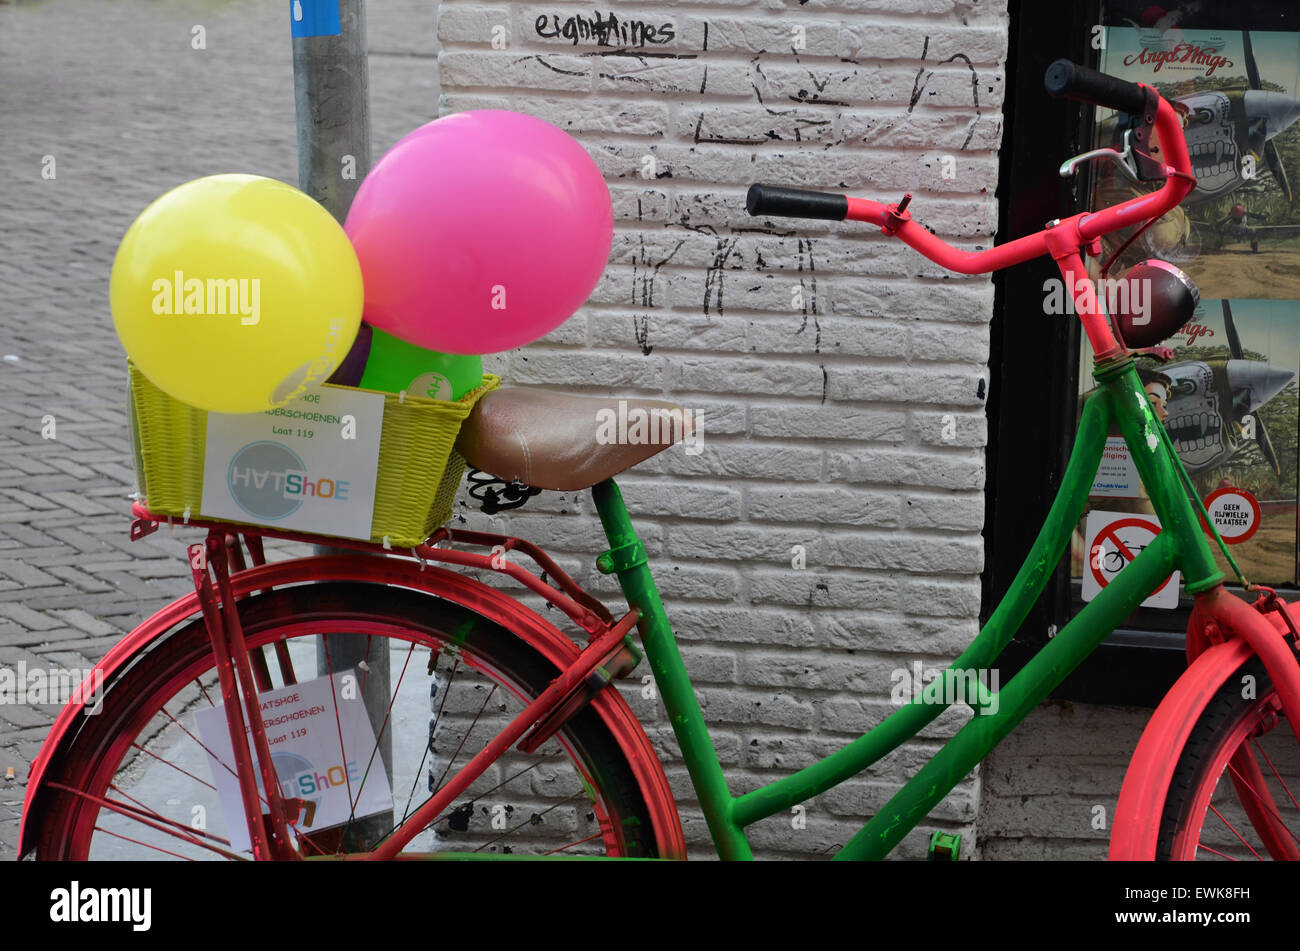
<box><xmin>976</xmin><ymin>703</ymin><xmax>1147</xmax><ymax>859</ymax></box>
<box><xmin>441</xmin><ymin>0</ymin><xmax>1009</xmax><ymax>859</ymax></box>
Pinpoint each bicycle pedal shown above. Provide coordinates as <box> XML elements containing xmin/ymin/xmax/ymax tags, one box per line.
<box><xmin>927</xmin><ymin>830</ymin><xmax>961</xmax><ymax>861</ymax></box>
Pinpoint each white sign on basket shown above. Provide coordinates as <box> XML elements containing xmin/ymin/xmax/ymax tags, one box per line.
<box><xmin>201</xmin><ymin>385</ymin><xmax>383</xmax><ymax>540</ymax></box>
<box><xmin>195</xmin><ymin>670</ymin><xmax>393</xmax><ymax>853</ymax></box>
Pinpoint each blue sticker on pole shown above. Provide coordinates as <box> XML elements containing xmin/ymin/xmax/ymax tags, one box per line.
<box><xmin>290</xmin><ymin>0</ymin><xmax>341</xmax><ymax>37</ymax></box>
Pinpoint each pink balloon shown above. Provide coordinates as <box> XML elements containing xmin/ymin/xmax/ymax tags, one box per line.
<box><xmin>344</xmin><ymin>111</ymin><xmax>613</xmax><ymax>355</ymax></box>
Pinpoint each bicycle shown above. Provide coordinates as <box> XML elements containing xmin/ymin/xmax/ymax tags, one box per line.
<box><xmin>19</xmin><ymin>60</ymin><xmax>1300</xmax><ymax>861</ymax></box>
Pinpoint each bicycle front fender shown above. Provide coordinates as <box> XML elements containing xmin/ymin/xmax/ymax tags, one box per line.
<box><xmin>1109</xmin><ymin>635</ymin><xmax>1258</xmax><ymax>860</ymax></box>
<box><xmin>19</xmin><ymin>554</ymin><xmax>686</xmax><ymax>860</ymax></box>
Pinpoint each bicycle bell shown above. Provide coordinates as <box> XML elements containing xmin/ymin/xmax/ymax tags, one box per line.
<box><xmin>1107</xmin><ymin>259</ymin><xmax>1200</xmax><ymax>348</ymax></box>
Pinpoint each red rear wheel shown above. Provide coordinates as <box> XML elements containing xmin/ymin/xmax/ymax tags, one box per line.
<box><xmin>29</xmin><ymin>582</ymin><xmax>677</xmax><ymax>860</ymax></box>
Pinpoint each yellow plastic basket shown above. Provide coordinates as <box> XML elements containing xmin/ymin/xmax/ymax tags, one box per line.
<box><xmin>126</xmin><ymin>360</ymin><xmax>500</xmax><ymax>547</ymax></box>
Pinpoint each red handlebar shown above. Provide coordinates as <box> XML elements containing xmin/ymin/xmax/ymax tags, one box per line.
<box><xmin>746</xmin><ymin>80</ymin><xmax>1196</xmax><ymax>360</ymax></box>
<box><xmin>840</xmin><ymin>94</ymin><xmax>1192</xmax><ymax>276</ymax></box>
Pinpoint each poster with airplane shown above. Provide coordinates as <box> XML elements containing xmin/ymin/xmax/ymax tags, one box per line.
<box><xmin>1076</xmin><ymin>298</ymin><xmax>1299</xmax><ymax>586</ymax></box>
<box><xmin>1093</xmin><ymin>27</ymin><xmax>1300</xmax><ymax>301</ymax></box>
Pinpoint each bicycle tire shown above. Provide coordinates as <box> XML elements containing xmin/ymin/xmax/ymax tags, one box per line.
<box><xmin>1156</xmin><ymin>656</ymin><xmax>1300</xmax><ymax>860</ymax></box>
<box><xmin>29</xmin><ymin>581</ymin><xmax>669</xmax><ymax>860</ymax></box>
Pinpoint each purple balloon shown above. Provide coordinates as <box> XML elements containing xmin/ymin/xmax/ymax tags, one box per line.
<box><xmin>326</xmin><ymin>322</ymin><xmax>372</xmax><ymax>387</ymax></box>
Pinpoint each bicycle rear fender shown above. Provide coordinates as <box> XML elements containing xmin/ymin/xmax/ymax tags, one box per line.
<box><xmin>19</xmin><ymin>555</ymin><xmax>686</xmax><ymax>860</ymax></box>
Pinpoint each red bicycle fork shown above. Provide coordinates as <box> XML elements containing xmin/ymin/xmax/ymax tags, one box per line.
<box><xmin>168</xmin><ymin>514</ymin><xmax>645</xmax><ymax>859</ymax></box>
<box><xmin>188</xmin><ymin>531</ymin><xmax>300</xmax><ymax>860</ymax></box>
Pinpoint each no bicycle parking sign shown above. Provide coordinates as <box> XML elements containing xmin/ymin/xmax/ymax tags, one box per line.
<box><xmin>1082</xmin><ymin>511</ymin><xmax>1181</xmax><ymax>609</ymax></box>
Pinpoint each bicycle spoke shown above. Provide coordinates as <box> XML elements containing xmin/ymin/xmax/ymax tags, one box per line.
<box><xmin>401</xmin><ymin>654</ymin><xmax>460</xmax><ymax>825</ymax></box>
<box><xmin>378</xmin><ymin>678</ymin><xmax>504</xmax><ymax>850</ymax></box>
<box><xmin>1253</xmin><ymin>736</ymin><xmax>1300</xmax><ymax>814</ymax></box>
<box><xmin>319</xmin><ymin>635</ymin><xmax>362</xmax><ymax>848</ymax></box>
<box><xmin>294</xmin><ymin>830</ymin><xmax>329</xmax><ymax>857</ymax></box>
<box><xmin>95</xmin><ymin>826</ymin><xmax>196</xmax><ymax>860</ymax></box>
<box><xmin>381</xmin><ymin>711</ymin><xmax>591</xmax><ymax>854</ymax></box>
<box><xmin>194</xmin><ymin>677</ymin><xmax>217</xmax><ymax>708</ymax></box>
<box><xmin>1195</xmin><ymin>841</ymin><xmax>1239</xmax><ymax>861</ymax></box>
<box><xmin>109</xmin><ymin>782</ymin><xmax>233</xmax><ymax>848</ymax></box>
<box><xmin>455</xmin><ymin>755</ymin><xmax>554</xmax><ymax>806</ymax></box>
<box><xmin>155</xmin><ymin>706</ymin><xmax>273</xmax><ymax>813</ymax></box>
<box><xmin>1207</xmin><ymin>802</ymin><xmax>1264</xmax><ymax>859</ymax></box>
<box><xmin>471</xmin><ymin>788</ymin><xmax>588</xmax><ymax>853</ymax></box>
<box><xmin>49</xmin><ymin>781</ymin><xmax>245</xmax><ymax>859</ymax></box>
<box><xmin>159</xmin><ymin>708</ymin><xmax>240</xmax><ymax>785</ymax></box>
<box><xmin>428</xmin><ymin>681</ymin><xmax>499</xmax><ymax>798</ymax></box>
<box><xmin>1223</xmin><ymin>754</ymin><xmax>1300</xmax><ymax>854</ymax></box>
<box><xmin>399</xmin><ymin>755</ymin><xmax>560</xmax><ymax>839</ymax></box>
<box><xmin>544</xmin><ymin>830</ymin><xmax>607</xmax><ymax>855</ymax></box>
<box><xmin>341</xmin><ymin>641</ymin><xmax>416</xmax><ymax>848</ymax></box>
<box><xmin>129</xmin><ymin>741</ymin><xmax>217</xmax><ymax>792</ymax></box>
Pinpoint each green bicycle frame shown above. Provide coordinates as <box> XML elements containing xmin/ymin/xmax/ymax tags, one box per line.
<box><xmin>592</xmin><ymin>354</ymin><xmax>1223</xmax><ymax>860</ymax></box>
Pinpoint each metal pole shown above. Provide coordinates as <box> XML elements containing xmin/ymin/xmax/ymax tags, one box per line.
<box><xmin>290</xmin><ymin>0</ymin><xmax>392</xmax><ymax>849</ymax></box>
<box><xmin>292</xmin><ymin>0</ymin><xmax>371</xmax><ymax>220</ymax></box>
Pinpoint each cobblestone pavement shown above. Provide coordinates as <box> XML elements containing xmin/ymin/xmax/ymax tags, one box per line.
<box><xmin>0</xmin><ymin>0</ymin><xmax>438</xmax><ymax>858</ymax></box>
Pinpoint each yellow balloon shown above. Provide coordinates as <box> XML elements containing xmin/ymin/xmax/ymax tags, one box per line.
<box><xmin>111</xmin><ymin>174</ymin><xmax>363</xmax><ymax>413</ymax></box>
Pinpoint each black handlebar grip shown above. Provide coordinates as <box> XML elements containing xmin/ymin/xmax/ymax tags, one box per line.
<box><xmin>1044</xmin><ymin>59</ymin><xmax>1148</xmax><ymax>115</ymax></box>
<box><xmin>746</xmin><ymin>184</ymin><xmax>848</xmax><ymax>221</ymax></box>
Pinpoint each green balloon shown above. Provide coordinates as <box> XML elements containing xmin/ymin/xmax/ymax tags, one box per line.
<box><xmin>358</xmin><ymin>328</ymin><xmax>483</xmax><ymax>400</ymax></box>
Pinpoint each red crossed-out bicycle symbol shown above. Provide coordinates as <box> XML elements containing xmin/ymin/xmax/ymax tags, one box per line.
<box><xmin>1090</xmin><ymin>516</ymin><xmax>1175</xmax><ymax>596</ymax></box>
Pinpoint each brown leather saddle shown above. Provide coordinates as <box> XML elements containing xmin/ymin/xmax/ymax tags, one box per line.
<box><xmin>455</xmin><ymin>388</ymin><xmax>694</xmax><ymax>491</ymax></box>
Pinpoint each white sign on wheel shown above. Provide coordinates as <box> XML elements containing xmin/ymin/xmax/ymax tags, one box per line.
<box><xmin>1081</xmin><ymin>510</ymin><xmax>1181</xmax><ymax>609</ymax></box>
<box><xmin>195</xmin><ymin>670</ymin><xmax>392</xmax><ymax>853</ymax></box>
